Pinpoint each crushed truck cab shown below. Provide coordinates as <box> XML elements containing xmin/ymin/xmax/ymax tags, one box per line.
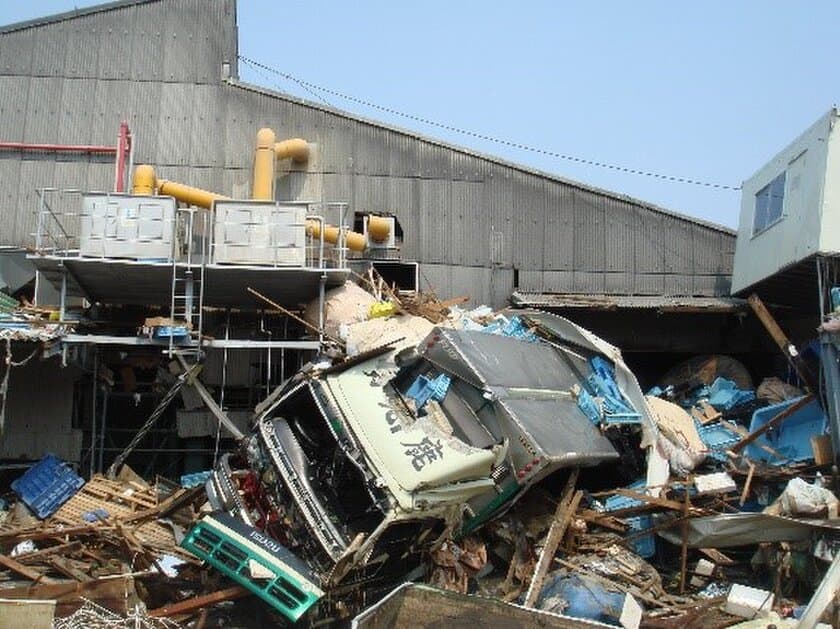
<box><xmin>200</xmin><ymin>309</ymin><xmax>655</xmax><ymax>620</ymax></box>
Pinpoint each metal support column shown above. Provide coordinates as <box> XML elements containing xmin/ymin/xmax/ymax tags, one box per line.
<box><xmin>89</xmin><ymin>348</ymin><xmax>98</xmax><ymax>478</ymax></box>
<box><xmin>59</xmin><ymin>268</ymin><xmax>67</xmax><ymax>322</ymax></box>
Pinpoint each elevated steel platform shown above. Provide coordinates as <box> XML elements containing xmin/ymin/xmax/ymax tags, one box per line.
<box><xmin>30</xmin><ymin>255</ymin><xmax>349</xmax><ymax>308</ymax></box>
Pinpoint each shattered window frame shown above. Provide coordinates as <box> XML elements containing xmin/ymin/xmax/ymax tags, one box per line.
<box><xmin>752</xmin><ymin>170</ymin><xmax>786</xmax><ymax>236</ymax></box>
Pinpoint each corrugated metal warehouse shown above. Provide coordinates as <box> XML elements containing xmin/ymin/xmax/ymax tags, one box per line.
<box><xmin>0</xmin><ymin>0</ymin><xmax>735</xmax><ymax>312</ymax></box>
<box><xmin>0</xmin><ymin>0</ymin><xmax>786</xmax><ymax>481</ymax></box>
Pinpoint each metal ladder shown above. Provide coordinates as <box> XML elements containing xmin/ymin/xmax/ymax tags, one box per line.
<box><xmin>169</xmin><ymin>208</ymin><xmax>206</xmax><ymax>356</ymax></box>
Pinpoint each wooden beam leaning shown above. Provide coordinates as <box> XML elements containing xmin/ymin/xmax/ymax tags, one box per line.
<box><xmin>147</xmin><ymin>586</ymin><xmax>249</xmax><ymax>618</ymax></box>
<box><xmin>747</xmin><ymin>294</ymin><xmax>819</xmax><ymax>392</ymax></box>
<box><xmin>523</xmin><ymin>468</ymin><xmax>581</xmax><ymax>607</ymax></box>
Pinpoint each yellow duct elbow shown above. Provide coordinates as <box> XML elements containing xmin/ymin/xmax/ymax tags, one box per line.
<box><xmin>274</xmin><ymin>138</ymin><xmax>310</xmax><ymax>163</ymax></box>
<box><xmin>252</xmin><ymin>127</ymin><xmax>276</xmax><ymax>201</ymax></box>
<box><xmin>306</xmin><ymin>220</ymin><xmax>367</xmax><ymax>252</ymax></box>
<box><xmin>367</xmin><ymin>215</ymin><xmax>392</xmax><ymax>244</ymax></box>
<box><xmin>132</xmin><ymin>164</ymin><xmax>156</xmax><ymax>195</ymax></box>
<box><xmin>157</xmin><ymin>180</ymin><xmax>228</xmax><ymax>209</ymax></box>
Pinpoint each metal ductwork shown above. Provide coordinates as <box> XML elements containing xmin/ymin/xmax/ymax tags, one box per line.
<box><xmin>131</xmin><ymin>164</ymin><xmax>156</xmax><ymax>196</ymax></box>
<box><xmin>252</xmin><ymin>127</ymin><xmax>276</xmax><ymax>201</ymax></box>
<box><xmin>306</xmin><ymin>220</ymin><xmax>367</xmax><ymax>252</ymax></box>
<box><xmin>366</xmin><ymin>215</ymin><xmax>392</xmax><ymax>244</ymax></box>
<box><xmin>131</xmin><ymin>165</ymin><xmax>229</xmax><ymax>209</ymax></box>
<box><xmin>274</xmin><ymin>138</ymin><xmax>310</xmax><ymax>163</ymax></box>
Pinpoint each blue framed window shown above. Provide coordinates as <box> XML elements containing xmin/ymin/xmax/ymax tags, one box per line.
<box><xmin>753</xmin><ymin>171</ymin><xmax>786</xmax><ymax>235</ymax></box>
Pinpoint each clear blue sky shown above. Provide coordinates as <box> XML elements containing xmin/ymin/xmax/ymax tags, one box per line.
<box><xmin>4</xmin><ymin>1</ymin><xmax>838</xmax><ymax>228</ymax></box>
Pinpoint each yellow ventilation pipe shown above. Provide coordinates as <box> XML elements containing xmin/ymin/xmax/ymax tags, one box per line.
<box><xmin>367</xmin><ymin>215</ymin><xmax>392</xmax><ymax>244</ymax></box>
<box><xmin>306</xmin><ymin>220</ymin><xmax>367</xmax><ymax>252</ymax></box>
<box><xmin>131</xmin><ymin>165</ymin><xmax>228</xmax><ymax>208</ymax></box>
<box><xmin>274</xmin><ymin>138</ymin><xmax>310</xmax><ymax>163</ymax></box>
<box><xmin>157</xmin><ymin>179</ymin><xmax>229</xmax><ymax>209</ymax></box>
<box><xmin>252</xmin><ymin>127</ymin><xmax>276</xmax><ymax>200</ymax></box>
<box><xmin>131</xmin><ymin>164</ymin><xmax>156</xmax><ymax>195</ymax></box>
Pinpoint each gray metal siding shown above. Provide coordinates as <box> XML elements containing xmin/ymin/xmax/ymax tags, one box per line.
<box><xmin>0</xmin><ymin>0</ymin><xmax>735</xmax><ymax>306</ymax></box>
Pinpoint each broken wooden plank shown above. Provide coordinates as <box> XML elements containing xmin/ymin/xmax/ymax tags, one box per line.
<box><xmin>739</xmin><ymin>462</ymin><xmax>755</xmax><ymax>506</ymax></box>
<box><xmin>246</xmin><ymin>287</ymin><xmax>343</xmax><ymax>345</ymax></box>
<box><xmin>729</xmin><ymin>394</ymin><xmax>814</xmax><ymax>454</ymax></box>
<box><xmin>523</xmin><ymin>468</ymin><xmax>581</xmax><ymax>608</ymax></box>
<box><xmin>147</xmin><ymin>585</ymin><xmax>249</xmax><ymax>618</ymax></box>
<box><xmin>613</xmin><ymin>489</ymin><xmax>707</xmax><ymax>516</ymax></box>
<box><xmin>747</xmin><ymin>294</ymin><xmax>819</xmax><ymax>392</ymax></box>
<box><xmin>0</xmin><ymin>552</ymin><xmax>55</xmax><ymax>584</ymax></box>
<box><xmin>0</xmin><ymin>573</ymin><xmax>143</xmax><ymax>617</ymax></box>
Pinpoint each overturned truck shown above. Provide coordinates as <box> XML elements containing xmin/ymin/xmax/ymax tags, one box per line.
<box><xmin>187</xmin><ymin>310</ymin><xmax>656</xmax><ymax>622</ymax></box>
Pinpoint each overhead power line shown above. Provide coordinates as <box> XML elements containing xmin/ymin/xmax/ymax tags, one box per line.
<box><xmin>238</xmin><ymin>55</ymin><xmax>741</xmax><ymax>191</ymax></box>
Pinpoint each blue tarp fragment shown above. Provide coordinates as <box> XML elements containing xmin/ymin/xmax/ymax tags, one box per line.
<box><xmin>538</xmin><ymin>573</ymin><xmax>626</xmax><ymax>624</ymax></box>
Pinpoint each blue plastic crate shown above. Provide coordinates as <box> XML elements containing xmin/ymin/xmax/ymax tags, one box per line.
<box><xmin>625</xmin><ymin>515</ymin><xmax>656</xmax><ymax>558</ymax></box>
<box><xmin>11</xmin><ymin>454</ymin><xmax>84</xmax><ymax>519</ymax></box>
<box><xmin>603</xmin><ymin>482</ymin><xmax>656</xmax><ymax>558</ymax></box>
<box><xmin>746</xmin><ymin>396</ymin><xmax>827</xmax><ymax>464</ymax></box>
<box><xmin>697</xmin><ymin>422</ymin><xmax>741</xmax><ymax>462</ymax></box>
<box><xmin>180</xmin><ymin>470</ymin><xmax>213</xmax><ymax>488</ymax></box>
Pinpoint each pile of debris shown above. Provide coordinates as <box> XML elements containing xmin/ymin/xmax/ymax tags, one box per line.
<box><xmin>0</xmin><ymin>457</ymin><xmax>230</xmax><ymax>626</ymax></box>
<box><xmin>0</xmin><ymin>282</ymin><xmax>838</xmax><ymax>627</ymax></box>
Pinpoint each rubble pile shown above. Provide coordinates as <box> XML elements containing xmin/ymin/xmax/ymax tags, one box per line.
<box><xmin>0</xmin><ymin>286</ymin><xmax>838</xmax><ymax>627</ymax></box>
